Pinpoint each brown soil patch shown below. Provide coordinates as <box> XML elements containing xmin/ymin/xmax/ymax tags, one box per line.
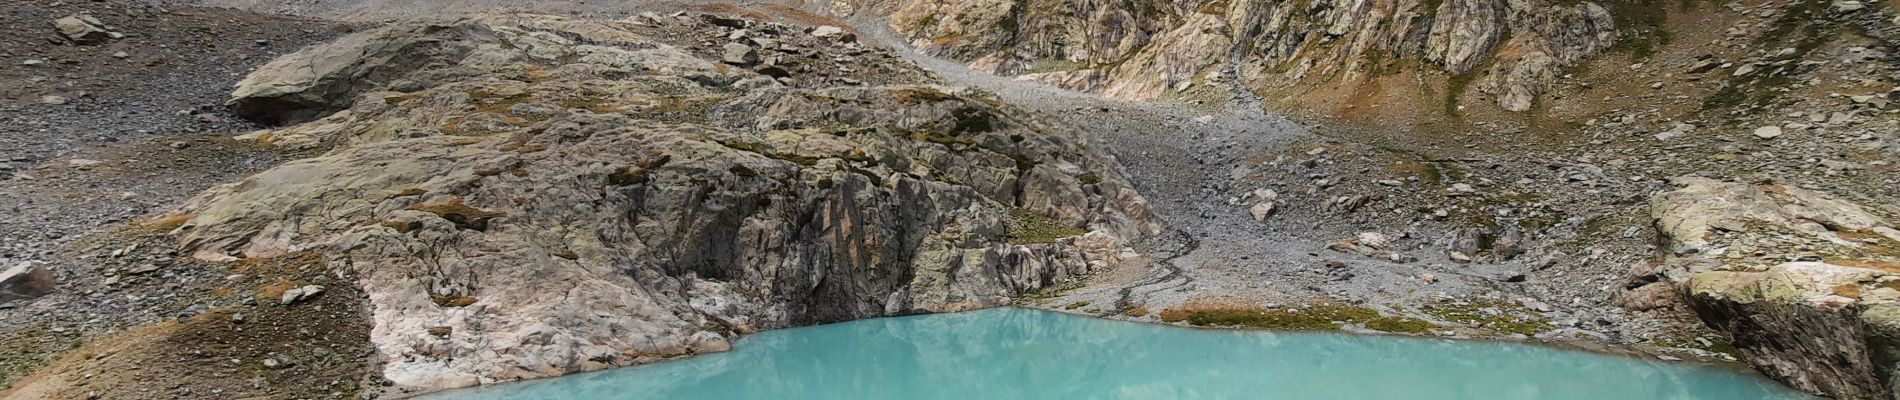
<box><xmin>1</xmin><ymin>253</ymin><xmax>374</xmax><ymax>400</ymax></box>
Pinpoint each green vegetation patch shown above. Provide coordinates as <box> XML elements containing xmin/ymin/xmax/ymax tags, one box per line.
<box><xmin>1703</xmin><ymin>0</ymin><xmax>1836</xmax><ymax>110</ymax></box>
<box><xmin>0</xmin><ymin>322</ymin><xmax>83</xmax><ymax>385</ymax></box>
<box><xmin>1422</xmin><ymin>300</ymin><xmax>1551</xmax><ymax>335</ymax></box>
<box><xmin>1006</xmin><ymin>208</ymin><xmax>1085</xmax><ymax>244</ymax></box>
<box><xmin>1600</xmin><ymin>0</ymin><xmax>1679</xmax><ymax>58</ymax></box>
<box><xmin>1076</xmin><ymin>173</ymin><xmax>1101</xmax><ymax>185</ymax></box>
<box><xmin>1365</xmin><ymin>316</ymin><xmax>1436</xmax><ymax>333</ymax></box>
<box><xmin>1159</xmin><ymin>303</ymin><xmax>1382</xmax><ymax>331</ymax></box>
<box><xmin>1651</xmin><ymin>330</ymin><xmax>1742</xmax><ymax>358</ymax></box>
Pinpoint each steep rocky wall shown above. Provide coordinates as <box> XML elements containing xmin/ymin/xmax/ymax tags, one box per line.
<box><xmin>1643</xmin><ymin>177</ymin><xmax>1900</xmax><ymax>399</ymax></box>
<box><xmin>862</xmin><ymin>0</ymin><xmax>1614</xmax><ymax>110</ymax></box>
<box><xmin>165</xmin><ymin>13</ymin><xmax>1156</xmax><ymax>391</ymax></box>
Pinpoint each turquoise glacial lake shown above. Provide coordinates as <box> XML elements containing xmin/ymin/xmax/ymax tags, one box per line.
<box><xmin>431</xmin><ymin>307</ymin><xmax>1810</xmax><ymax>400</ymax></box>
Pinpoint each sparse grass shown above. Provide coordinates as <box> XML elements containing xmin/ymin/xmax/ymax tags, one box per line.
<box><xmin>1020</xmin><ymin>58</ymin><xmax>1089</xmax><ymax>74</ymax></box>
<box><xmin>1159</xmin><ymin>303</ymin><xmax>1381</xmax><ymax>331</ymax></box>
<box><xmin>1602</xmin><ymin>0</ymin><xmax>1678</xmax><ymax>58</ymax></box>
<box><xmin>1077</xmin><ymin>173</ymin><xmax>1101</xmax><ymax>185</ymax></box>
<box><xmin>1422</xmin><ymin>300</ymin><xmax>1551</xmax><ymax>335</ymax></box>
<box><xmin>255</xmin><ymin>278</ymin><xmax>307</xmax><ymax>303</ymax></box>
<box><xmin>1443</xmin><ymin>71</ymin><xmax>1478</xmax><ymax>117</ymax></box>
<box><xmin>1006</xmin><ymin>208</ymin><xmax>1085</xmax><ymax>244</ymax></box>
<box><xmin>1702</xmin><ymin>0</ymin><xmax>1835</xmax><ymax>110</ymax></box>
<box><xmin>1365</xmin><ymin>316</ymin><xmax>1436</xmax><ymax>333</ymax></box>
<box><xmin>128</xmin><ymin>213</ymin><xmax>192</xmax><ymax>235</ymax></box>
<box><xmin>0</xmin><ymin>322</ymin><xmax>83</xmax><ymax>385</ymax></box>
<box><xmin>1392</xmin><ymin>161</ymin><xmax>1443</xmax><ymax>186</ymax></box>
<box><xmin>1064</xmin><ymin>301</ymin><xmax>1091</xmax><ymax>310</ymax></box>
<box><xmin>1652</xmin><ymin>330</ymin><xmax>1741</xmax><ymax>357</ymax></box>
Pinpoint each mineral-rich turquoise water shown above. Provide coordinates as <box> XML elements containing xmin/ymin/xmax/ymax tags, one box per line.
<box><xmin>429</xmin><ymin>308</ymin><xmax>1810</xmax><ymax>400</ymax></box>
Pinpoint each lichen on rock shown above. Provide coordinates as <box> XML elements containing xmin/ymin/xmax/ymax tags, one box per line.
<box><xmin>1642</xmin><ymin>177</ymin><xmax>1900</xmax><ymax>399</ymax></box>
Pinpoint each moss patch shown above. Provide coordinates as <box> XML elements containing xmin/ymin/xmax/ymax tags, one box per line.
<box><xmin>0</xmin><ymin>322</ymin><xmax>83</xmax><ymax>386</ymax></box>
<box><xmin>1422</xmin><ymin>300</ymin><xmax>1551</xmax><ymax>335</ymax></box>
<box><xmin>1159</xmin><ymin>303</ymin><xmax>1382</xmax><ymax>331</ymax></box>
<box><xmin>1366</xmin><ymin>316</ymin><xmax>1436</xmax><ymax>333</ymax></box>
<box><xmin>1006</xmin><ymin>208</ymin><xmax>1085</xmax><ymax>244</ymax></box>
<box><xmin>1076</xmin><ymin>173</ymin><xmax>1101</xmax><ymax>185</ymax></box>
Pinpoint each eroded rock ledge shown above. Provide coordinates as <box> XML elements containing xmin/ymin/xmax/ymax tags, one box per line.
<box><xmin>1642</xmin><ymin>177</ymin><xmax>1900</xmax><ymax>399</ymax></box>
<box><xmin>165</xmin><ymin>13</ymin><xmax>1156</xmax><ymax>391</ymax></box>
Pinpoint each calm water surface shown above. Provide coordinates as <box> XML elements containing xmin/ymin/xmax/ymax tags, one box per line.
<box><xmin>429</xmin><ymin>308</ymin><xmax>1810</xmax><ymax>400</ymax></box>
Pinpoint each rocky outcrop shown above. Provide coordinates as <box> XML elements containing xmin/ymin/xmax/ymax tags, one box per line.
<box><xmin>174</xmin><ymin>13</ymin><xmax>1155</xmax><ymax>391</ymax></box>
<box><xmin>863</xmin><ymin>0</ymin><xmax>1614</xmax><ymax>110</ymax></box>
<box><xmin>1641</xmin><ymin>177</ymin><xmax>1900</xmax><ymax>399</ymax></box>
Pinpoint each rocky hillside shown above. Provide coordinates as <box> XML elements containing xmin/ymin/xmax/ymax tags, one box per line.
<box><xmin>838</xmin><ymin>0</ymin><xmax>1900</xmax><ymax>125</ymax></box>
<box><xmin>1</xmin><ymin>0</ymin><xmax>1896</xmax><ymax>398</ymax></box>
<box><xmin>3</xmin><ymin>10</ymin><xmax>1156</xmax><ymax>398</ymax></box>
<box><xmin>857</xmin><ymin>0</ymin><xmax>1616</xmax><ymax>111</ymax></box>
<box><xmin>828</xmin><ymin>0</ymin><xmax>1900</xmax><ymax>398</ymax></box>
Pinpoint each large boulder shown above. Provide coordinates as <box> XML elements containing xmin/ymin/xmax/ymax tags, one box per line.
<box><xmin>186</xmin><ymin>14</ymin><xmax>1157</xmax><ymax>391</ymax></box>
<box><xmin>0</xmin><ymin>262</ymin><xmax>55</xmax><ymax>302</ymax></box>
<box><xmin>1642</xmin><ymin>177</ymin><xmax>1900</xmax><ymax>399</ymax></box>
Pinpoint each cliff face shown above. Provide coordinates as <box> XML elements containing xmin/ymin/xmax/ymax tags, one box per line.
<box><xmin>1645</xmin><ymin>178</ymin><xmax>1900</xmax><ymax>399</ymax></box>
<box><xmin>864</xmin><ymin>0</ymin><xmax>1615</xmax><ymax>110</ymax></box>
<box><xmin>168</xmin><ymin>13</ymin><xmax>1155</xmax><ymax>390</ymax></box>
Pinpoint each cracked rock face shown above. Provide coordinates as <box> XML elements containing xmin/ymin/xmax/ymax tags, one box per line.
<box><xmin>867</xmin><ymin>0</ymin><xmax>1613</xmax><ymax>109</ymax></box>
<box><xmin>171</xmin><ymin>13</ymin><xmax>1155</xmax><ymax>391</ymax></box>
<box><xmin>1644</xmin><ymin>177</ymin><xmax>1900</xmax><ymax>399</ymax></box>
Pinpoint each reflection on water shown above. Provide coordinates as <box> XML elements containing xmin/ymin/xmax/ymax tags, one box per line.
<box><xmin>428</xmin><ymin>308</ymin><xmax>1810</xmax><ymax>400</ymax></box>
